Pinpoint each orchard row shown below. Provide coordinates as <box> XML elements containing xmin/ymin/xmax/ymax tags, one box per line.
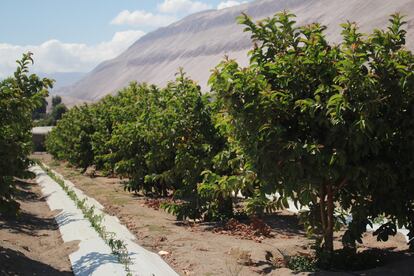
<box><xmin>45</xmin><ymin>12</ymin><xmax>414</xmax><ymax>254</ymax></box>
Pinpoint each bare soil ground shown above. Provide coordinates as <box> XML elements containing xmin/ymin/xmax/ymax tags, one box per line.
<box><xmin>34</xmin><ymin>153</ymin><xmax>414</xmax><ymax>276</ymax></box>
<box><xmin>0</xmin><ymin>177</ymin><xmax>76</xmax><ymax>276</ymax></box>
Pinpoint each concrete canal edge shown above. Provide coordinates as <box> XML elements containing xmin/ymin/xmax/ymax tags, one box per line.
<box><xmin>30</xmin><ymin>165</ymin><xmax>179</xmax><ymax>276</ymax></box>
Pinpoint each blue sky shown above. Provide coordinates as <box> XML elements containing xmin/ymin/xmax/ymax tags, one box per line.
<box><xmin>0</xmin><ymin>0</ymin><xmax>249</xmax><ymax>77</ymax></box>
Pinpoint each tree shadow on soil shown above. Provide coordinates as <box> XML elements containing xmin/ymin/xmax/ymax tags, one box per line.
<box><xmin>251</xmin><ymin>260</ymin><xmax>279</xmax><ymax>274</ymax></box>
<box><xmin>14</xmin><ymin>182</ymin><xmax>40</xmax><ymax>202</ymax></box>
<box><xmin>14</xmin><ymin>182</ymin><xmax>58</xmax><ymax>208</ymax></box>
<box><xmin>262</xmin><ymin>213</ymin><xmax>305</xmax><ymax>236</ymax></box>
<box><xmin>250</xmin><ymin>249</ymin><xmax>414</xmax><ymax>275</ymax></box>
<box><xmin>0</xmin><ymin>211</ymin><xmax>58</xmax><ymax>236</ymax></box>
<box><xmin>194</xmin><ymin>212</ymin><xmax>305</xmax><ymax>237</ymax></box>
<box><xmin>0</xmin><ymin>184</ymin><xmax>59</xmax><ymax>236</ymax></box>
<box><xmin>0</xmin><ymin>246</ymin><xmax>72</xmax><ymax>275</ymax></box>
<box><xmin>311</xmin><ymin>249</ymin><xmax>414</xmax><ymax>276</ymax></box>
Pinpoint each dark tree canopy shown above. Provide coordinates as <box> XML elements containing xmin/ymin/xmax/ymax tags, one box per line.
<box><xmin>0</xmin><ymin>53</ymin><xmax>52</xmax><ymax>214</ymax></box>
<box><xmin>34</xmin><ymin>95</ymin><xmax>67</xmax><ymax>126</ymax></box>
<box><xmin>32</xmin><ymin>97</ymin><xmax>48</xmax><ymax>119</ymax></box>
<box><xmin>210</xmin><ymin>12</ymin><xmax>414</xmax><ymax>253</ymax></box>
<box><xmin>52</xmin><ymin>95</ymin><xmax>62</xmax><ymax>107</ymax></box>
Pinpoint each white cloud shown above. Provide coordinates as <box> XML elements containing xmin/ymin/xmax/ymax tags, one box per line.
<box><xmin>111</xmin><ymin>10</ymin><xmax>176</xmax><ymax>27</ymax></box>
<box><xmin>0</xmin><ymin>30</ymin><xmax>145</xmax><ymax>78</ymax></box>
<box><xmin>217</xmin><ymin>0</ymin><xmax>247</xmax><ymax>10</ymax></box>
<box><xmin>158</xmin><ymin>0</ymin><xmax>211</xmax><ymax>14</ymax></box>
<box><xmin>111</xmin><ymin>1</ymin><xmax>212</xmax><ymax>28</ymax></box>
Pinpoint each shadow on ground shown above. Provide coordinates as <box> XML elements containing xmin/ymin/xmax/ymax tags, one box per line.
<box><xmin>195</xmin><ymin>212</ymin><xmax>305</xmax><ymax>237</ymax></box>
<box><xmin>55</xmin><ymin>211</ymin><xmax>82</xmax><ymax>227</ymax></box>
<box><xmin>0</xmin><ymin>183</ymin><xmax>58</xmax><ymax>236</ymax></box>
<box><xmin>0</xmin><ymin>246</ymin><xmax>72</xmax><ymax>276</ymax></box>
<box><xmin>311</xmin><ymin>249</ymin><xmax>414</xmax><ymax>276</ymax></box>
<box><xmin>72</xmin><ymin>252</ymin><xmax>120</xmax><ymax>275</ymax></box>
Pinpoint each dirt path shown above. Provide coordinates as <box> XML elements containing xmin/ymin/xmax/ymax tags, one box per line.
<box><xmin>34</xmin><ymin>153</ymin><xmax>414</xmax><ymax>276</ymax></box>
<box><xmin>0</xmin><ymin>178</ymin><xmax>77</xmax><ymax>276</ymax></box>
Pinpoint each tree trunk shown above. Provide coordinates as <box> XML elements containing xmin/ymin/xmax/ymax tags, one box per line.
<box><xmin>320</xmin><ymin>183</ymin><xmax>334</xmax><ymax>254</ymax></box>
<box><xmin>218</xmin><ymin>196</ymin><xmax>233</xmax><ymax>217</ymax></box>
<box><xmin>325</xmin><ymin>184</ymin><xmax>334</xmax><ymax>253</ymax></box>
<box><xmin>319</xmin><ymin>184</ymin><xmax>327</xmax><ymax>234</ymax></box>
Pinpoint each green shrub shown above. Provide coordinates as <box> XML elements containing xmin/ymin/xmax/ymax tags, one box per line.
<box><xmin>210</xmin><ymin>12</ymin><xmax>414</xmax><ymax>253</ymax></box>
<box><xmin>45</xmin><ymin>12</ymin><xmax>414</xmax><ymax>260</ymax></box>
<box><xmin>0</xmin><ymin>53</ymin><xmax>52</xmax><ymax>214</ymax></box>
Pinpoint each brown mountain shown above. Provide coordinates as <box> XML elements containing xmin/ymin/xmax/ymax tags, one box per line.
<box><xmin>60</xmin><ymin>0</ymin><xmax>414</xmax><ymax>102</ymax></box>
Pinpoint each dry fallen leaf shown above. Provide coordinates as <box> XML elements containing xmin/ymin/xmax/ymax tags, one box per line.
<box><xmin>158</xmin><ymin>250</ymin><xmax>170</xmax><ymax>256</ymax></box>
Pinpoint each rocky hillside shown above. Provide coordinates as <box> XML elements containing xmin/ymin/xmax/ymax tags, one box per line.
<box><xmin>60</xmin><ymin>0</ymin><xmax>414</xmax><ymax>102</ymax></box>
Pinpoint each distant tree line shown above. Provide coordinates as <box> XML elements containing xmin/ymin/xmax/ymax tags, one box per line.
<box><xmin>33</xmin><ymin>95</ymin><xmax>67</xmax><ymax>126</ymax></box>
